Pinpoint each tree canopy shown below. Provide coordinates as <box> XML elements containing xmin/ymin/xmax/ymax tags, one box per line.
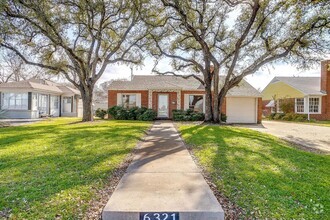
<box><xmin>141</xmin><ymin>0</ymin><xmax>330</xmax><ymax>122</ymax></box>
<box><xmin>0</xmin><ymin>0</ymin><xmax>149</xmax><ymax>121</ymax></box>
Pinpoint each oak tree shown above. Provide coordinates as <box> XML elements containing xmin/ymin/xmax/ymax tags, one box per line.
<box><xmin>0</xmin><ymin>0</ymin><xmax>148</xmax><ymax>121</ymax></box>
<box><xmin>142</xmin><ymin>0</ymin><xmax>330</xmax><ymax>122</ymax></box>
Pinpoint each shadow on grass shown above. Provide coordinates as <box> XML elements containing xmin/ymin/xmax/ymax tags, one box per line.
<box><xmin>180</xmin><ymin>125</ymin><xmax>329</xmax><ymax>219</ymax></box>
<box><xmin>0</xmin><ymin>119</ymin><xmax>150</xmax><ymax>219</ymax></box>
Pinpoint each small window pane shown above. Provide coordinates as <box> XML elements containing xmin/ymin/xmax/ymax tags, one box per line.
<box><xmin>122</xmin><ymin>94</ymin><xmax>136</xmax><ymax>109</ymax></box>
<box><xmin>309</xmin><ymin>97</ymin><xmax>320</xmax><ymax>113</ymax></box>
<box><xmin>189</xmin><ymin>95</ymin><xmax>204</xmax><ymax>113</ymax></box>
<box><xmin>296</xmin><ymin>98</ymin><xmax>304</xmax><ymax>113</ymax></box>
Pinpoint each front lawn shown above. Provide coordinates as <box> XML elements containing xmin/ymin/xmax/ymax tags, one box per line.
<box><xmin>179</xmin><ymin>124</ymin><xmax>329</xmax><ymax>219</ymax></box>
<box><xmin>0</xmin><ymin>118</ymin><xmax>150</xmax><ymax>219</ymax></box>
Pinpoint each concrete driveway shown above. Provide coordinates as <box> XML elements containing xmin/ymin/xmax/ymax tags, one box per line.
<box><xmin>240</xmin><ymin>121</ymin><xmax>330</xmax><ymax>153</ymax></box>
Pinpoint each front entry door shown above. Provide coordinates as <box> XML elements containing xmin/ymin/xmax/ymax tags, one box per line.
<box><xmin>158</xmin><ymin>94</ymin><xmax>169</xmax><ymax>118</ymax></box>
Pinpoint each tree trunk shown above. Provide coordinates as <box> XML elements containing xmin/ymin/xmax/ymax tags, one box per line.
<box><xmin>204</xmin><ymin>85</ymin><xmax>213</xmax><ymax>122</ymax></box>
<box><xmin>212</xmin><ymin>69</ymin><xmax>220</xmax><ymax>123</ymax></box>
<box><xmin>80</xmin><ymin>86</ymin><xmax>94</xmax><ymax>122</ymax></box>
<box><xmin>218</xmin><ymin>88</ymin><xmax>227</xmax><ymax>124</ymax></box>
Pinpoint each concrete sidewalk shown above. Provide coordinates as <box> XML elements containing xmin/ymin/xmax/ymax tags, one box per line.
<box><xmin>102</xmin><ymin>121</ymin><xmax>224</xmax><ymax>220</ymax></box>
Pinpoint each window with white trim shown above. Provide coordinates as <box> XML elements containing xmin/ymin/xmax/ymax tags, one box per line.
<box><xmin>296</xmin><ymin>98</ymin><xmax>304</xmax><ymax>113</ymax></box>
<box><xmin>38</xmin><ymin>94</ymin><xmax>48</xmax><ymax>113</ymax></box>
<box><xmin>189</xmin><ymin>95</ymin><xmax>203</xmax><ymax>113</ymax></box>
<box><xmin>122</xmin><ymin>94</ymin><xmax>136</xmax><ymax>109</ymax></box>
<box><xmin>2</xmin><ymin>93</ymin><xmax>28</xmax><ymax>110</ymax></box>
<box><xmin>309</xmin><ymin>97</ymin><xmax>320</xmax><ymax>113</ymax></box>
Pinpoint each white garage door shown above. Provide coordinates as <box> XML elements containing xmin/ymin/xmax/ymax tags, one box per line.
<box><xmin>226</xmin><ymin>97</ymin><xmax>257</xmax><ymax>123</ymax></box>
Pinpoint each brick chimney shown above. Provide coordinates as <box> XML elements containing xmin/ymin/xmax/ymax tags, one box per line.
<box><xmin>321</xmin><ymin>60</ymin><xmax>330</xmax><ymax>93</ymax></box>
<box><xmin>321</xmin><ymin>60</ymin><xmax>330</xmax><ymax>118</ymax></box>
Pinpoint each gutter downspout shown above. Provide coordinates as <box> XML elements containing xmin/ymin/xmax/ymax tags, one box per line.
<box><xmin>307</xmin><ymin>95</ymin><xmax>310</xmax><ymax>121</ymax></box>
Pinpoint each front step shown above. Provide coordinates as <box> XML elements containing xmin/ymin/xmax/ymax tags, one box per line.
<box><xmin>102</xmin><ymin>173</ymin><xmax>224</xmax><ymax>220</ymax></box>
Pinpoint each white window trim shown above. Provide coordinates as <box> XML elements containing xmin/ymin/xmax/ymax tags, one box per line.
<box><xmin>295</xmin><ymin>98</ymin><xmax>305</xmax><ymax>114</ymax></box>
<box><xmin>184</xmin><ymin>94</ymin><xmax>205</xmax><ymax>113</ymax></box>
<box><xmin>121</xmin><ymin>93</ymin><xmax>138</xmax><ymax>108</ymax></box>
<box><xmin>307</xmin><ymin>96</ymin><xmax>321</xmax><ymax>114</ymax></box>
<box><xmin>2</xmin><ymin>92</ymin><xmax>29</xmax><ymax>110</ymax></box>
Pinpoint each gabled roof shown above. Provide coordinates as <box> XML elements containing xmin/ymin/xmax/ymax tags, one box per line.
<box><xmin>0</xmin><ymin>79</ymin><xmax>80</xmax><ymax>95</ymax></box>
<box><xmin>109</xmin><ymin>75</ymin><xmax>261</xmax><ymax>97</ymax></box>
<box><xmin>268</xmin><ymin>77</ymin><xmax>324</xmax><ymax>95</ymax></box>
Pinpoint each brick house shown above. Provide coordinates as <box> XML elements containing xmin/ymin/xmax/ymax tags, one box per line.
<box><xmin>261</xmin><ymin>60</ymin><xmax>330</xmax><ymax>120</ymax></box>
<box><xmin>108</xmin><ymin>75</ymin><xmax>262</xmax><ymax>123</ymax></box>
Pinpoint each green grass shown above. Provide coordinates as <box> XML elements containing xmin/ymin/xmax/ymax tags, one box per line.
<box><xmin>179</xmin><ymin>124</ymin><xmax>329</xmax><ymax>219</ymax></box>
<box><xmin>0</xmin><ymin>118</ymin><xmax>150</xmax><ymax>219</ymax></box>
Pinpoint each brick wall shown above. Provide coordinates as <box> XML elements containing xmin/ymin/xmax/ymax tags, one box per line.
<box><xmin>317</xmin><ymin>60</ymin><xmax>330</xmax><ymax>120</ymax></box>
<box><xmin>257</xmin><ymin>97</ymin><xmax>262</xmax><ymax>124</ymax></box>
<box><xmin>108</xmin><ymin>90</ymin><xmax>148</xmax><ymax>108</ymax></box>
<box><xmin>180</xmin><ymin>90</ymin><xmax>205</xmax><ymax>110</ymax></box>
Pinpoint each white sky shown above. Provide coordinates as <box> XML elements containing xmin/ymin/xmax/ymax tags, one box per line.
<box><xmin>99</xmin><ymin>55</ymin><xmax>330</xmax><ymax>91</ymax></box>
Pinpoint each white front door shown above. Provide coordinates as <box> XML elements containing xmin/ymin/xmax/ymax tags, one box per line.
<box><xmin>158</xmin><ymin>94</ymin><xmax>169</xmax><ymax>118</ymax></box>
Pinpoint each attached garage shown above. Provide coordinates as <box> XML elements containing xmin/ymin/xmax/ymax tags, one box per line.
<box><xmin>226</xmin><ymin>97</ymin><xmax>258</xmax><ymax>123</ymax></box>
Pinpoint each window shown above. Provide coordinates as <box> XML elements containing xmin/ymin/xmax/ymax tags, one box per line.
<box><xmin>63</xmin><ymin>97</ymin><xmax>72</xmax><ymax>113</ymax></box>
<box><xmin>2</xmin><ymin>93</ymin><xmax>28</xmax><ymax>110</ymax></box>
<box><xmin>64</xmin><ymin>97</ymin><xmax>72</xmax><ymax>104</ymax></box>
<box><xmin>122</xmin><ymin>94</ymin><xmax>136</xmax><ymax>109</ymax></box>
<box><xmin>309</xmin><ymin>97</ymin><xmax>320</xmax><ymax>113</ymax></box>
<box><xmin>51</xmin><ymin>96</ymin><xmax>59</xmax><ymax>109</ymax></box>
<box><xmin>189</xmin><ymin>95</ymin><xmax>203</xmax><ymax>113</ymax></box>
<box><xmin>296</xmin><ymin>98</ymin><xmax>304</xmax><ymax>113</ymax></box>
<box><xmin>38</xmin><ymin>94</ymin><xmax>48</xmax><ymax>113</ymax></box>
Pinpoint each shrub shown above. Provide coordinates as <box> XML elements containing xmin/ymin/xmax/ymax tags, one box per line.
<box><xmin>172</xmin><ymin>109</ymin><xmax>205</xmax><ymax>121</ymax></box>
<box><xmin>279</xmin><ymin>99</ymin><xmax>295</xmax><ymax>113</ymax></box>
<box><xmin>107</xmin><ymin>106</ymin><xmax>122</xmax><ymax>118</ymax></box>
<box><xmin>282</xmin><ymin>112</ymin><xmax>295</xmax><ymax>121</ymax></box>
<box><xmin>115</xmin><ymin>108</ymin><xmax>129</xmax><ymax>120</ymax></box>
<box><xmin>293</xmin><ymin>114</ymin><xmax>308</xmax><ymax>122</ymax></box>
<box><xmin>138</xmin><ymin>109</ymin><xmax>157</xmax><ymax>121</ymax></box>
<box><xmin>108</xmin><ymin>106</ymin><xmax>156</xmax><ymax>121</ymax></box>
<box><xmin>221</xmin><ymin>113</ymin><xmax>227</xmax><ymax>122</ymax></box>
<box><xmin>95</xmin><ymin>108</ymin><xmax>107</xmax><ymax>119</ymax></box>
<box><xmin>274</xmin><ymin>113</ymin><xmax>285</xmax><ymax>120</ymax></box>
<box><xmin>269</xmin><ymin>113</ymin><xmax>276</xmax><ymax>120</ymax></box>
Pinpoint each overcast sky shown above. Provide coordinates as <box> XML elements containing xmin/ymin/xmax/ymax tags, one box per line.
<box><xmin>99</xmin><ymin>55</ymin><xmax>330</xmax><ymax>91</ymax></box>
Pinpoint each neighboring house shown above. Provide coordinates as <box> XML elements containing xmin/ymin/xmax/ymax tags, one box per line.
<box><xmin>0</xmin><ymin>79</ymin><xmax>82</xmax><ymax>119</ymax></box>
<box><xmin>261</xmin><ymin>60</ymin><xmax>330</xmax><ymax>120</ymax></box>
<box><xmin>108</xmin><ymin>75</ymin><xmax>262</xmax><ymax>123</ymax></box>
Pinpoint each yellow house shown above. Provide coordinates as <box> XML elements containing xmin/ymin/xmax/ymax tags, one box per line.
<box><xmin>261</xmin><ymin>60</ymin><xmax>330</xmax><ymax>120</ymax></box>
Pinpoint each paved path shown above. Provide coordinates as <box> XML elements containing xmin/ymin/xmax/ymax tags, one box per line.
<box><xmin>240</xmin><ymin>121</ymin><xmax>330</xmax><ymax>153</ymax></box>
<box><xmin>102</xmin><ymin>121</ymin><xmax>224</xmax><ymax>220</ymax></box>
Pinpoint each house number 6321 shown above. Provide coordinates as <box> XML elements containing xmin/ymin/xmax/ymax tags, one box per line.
<box><xmin>140</xmin><ymin>212</ymin><xmax>179</xmax><ymax>220</ymax></box>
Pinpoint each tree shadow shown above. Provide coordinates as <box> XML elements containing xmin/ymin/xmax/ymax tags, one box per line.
<box><xmin>0</xmin><ymin>119</ymin><xmax>150</xmax><ymax>219</ymax></box>
<box><xmin>179</xmin><ymin>125</ymin><xmax>329</xmax><ymax>219</ymax></box>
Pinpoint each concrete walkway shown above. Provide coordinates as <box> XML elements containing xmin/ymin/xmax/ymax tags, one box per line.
<box><xmin>102</xmin><ymin>121</ymin><xmax>224</xmax><ymax>220</ymax></box>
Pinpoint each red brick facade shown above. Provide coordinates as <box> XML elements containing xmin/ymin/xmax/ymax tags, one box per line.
<box><xmin>108</xmin><ymin>89</ymin><xmax>263</xmax><ymax>123</ymax></box>
<box><xmin>313</xmin><ymin>60</ymin><xmax>330</xmax><ymax>120</ymax></box>
<box><xmin>257</xmin><ymin>97</ymin><xmax>262</xmax><ymax>123</ymax></box>
<box><xmin>108</xmin><ymin>90</ymin><xmax>149</xmax><ymax>108</ymax></box>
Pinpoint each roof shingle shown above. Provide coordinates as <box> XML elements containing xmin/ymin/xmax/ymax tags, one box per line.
<box><xmin>109</xmin><ymin>75</ymin><xmax>261</xmax><ymax>97</ymax></box>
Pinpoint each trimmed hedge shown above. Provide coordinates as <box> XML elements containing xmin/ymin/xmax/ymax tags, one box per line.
<box><xmin>269</xmin><ymin>113</ymin><xmax>308</xmax><ymax>122</ymax></box>
<box><xmin>172</xmin><ymin>109</ymin><xmax>205</xmax><ymax>121</ymax></box>
<box><xmin>107</xmin><ymin>106</ymin><xmax>157</xmax><ymax>121</ymax></box>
